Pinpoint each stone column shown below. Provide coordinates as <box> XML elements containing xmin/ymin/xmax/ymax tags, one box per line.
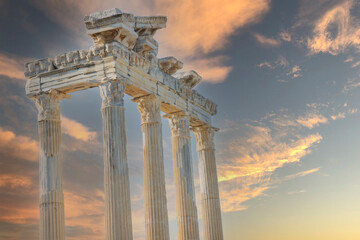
<box><xmin>165</xmin><ymin>113</ymin><xmax>199</xmax><ymax>240</ymax></box>
<box><xmin>192</xmin><ymin>125</ymin><xmax>223</xmax><ymax>240</ymax></box>
<box><xmin>35</xmin><ymin>90</ymin><xmax>70</xmax><ymax>240</ymax></box>
<box><xmin>99</xmin><ymin>79</ymin><xmax>133</xmax><ymax>240</ymax></box>
<box><xmin>132</xmin><ymin>95</ymin><xmax>170</xmax><ymax>240</ymax></box>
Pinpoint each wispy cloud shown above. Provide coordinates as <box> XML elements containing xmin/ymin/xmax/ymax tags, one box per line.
<box><xmin>61</xmin><ymin>116</ymin><xmax>98</xmax><ymax>142</ymax></box>
<box><xmin>351</xmin><ymin>61</ymin><xmax>360</xmax><ymax>68</ymax></box>
<box><xmin>307</xmin><ymin>0</ymin><xmax>360</xmax><ymax>55</ymax></box>
<box><xmin>279</xmin><ymin>31</ymin><xmax>292</xmax><ymax>42</ymax></box>
<box><xmin>343</xmin><ymin>77</ymin><xmax>360</xmax><ymax>93</ymax></box>
<box><xmin>253</xmin><ymin>33</ymin><xmax>282</xmax><ymax>47</ymax></box>
<box><xmin>284</xmin><ymin>167</ymin><xmax>320</xmax><ymax>180</ymax></box>
<box><xmin>0</xmin><ymin>53</ymin><xmax>29</xmax><ymax>80</ymax></box>
<box><xmin>286</xmin><ymin>65</ymin><xmax>302</xmax><ymax>78</ymax></box>
<box><xmin>258</xmin><ymin>56</ymin><xmax>289</xmax><ymax>69</ymax></box>
<box><xmin>269</xmin><ymin>110</ymin><xmax>328</xmax><ymax>129</ymax></box>
<box><xmin>217</xmin><ymin>112</ymin><xmax>324</xmax><ymax>212</ymax></box>
<box><xmin>330</xmin><ymin>112</ymin><xmax>346</xmax><ymax>120</ymax></box>
<box><xmin>0</xmin><ymin>127</ymin><xmax>38</xmax><ymax>162</ymax></box>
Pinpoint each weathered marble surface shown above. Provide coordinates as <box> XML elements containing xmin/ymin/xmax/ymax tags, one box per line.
<box><xmin>192</xmin><ymin>126</ymin><xmax>224</xmax><ymax>240</ymax></box>
<box><xmin>133</xmin><ymin>95</ymin><xmax>170</xmax><ymax>240</ymax></box>
<box><xmin>165</xmin><ymin>112</ymin><xmax>200</xmax><ymax>240</ymax></box>
<box><xmin>100</xmin><ymin>78</ymin><xmax>133</xmax><ymax>240</ymax></box>
<box><xmin>35</xmin><ymin>90</ymin><xmax>70</xmax><ymax>240</ymax></box>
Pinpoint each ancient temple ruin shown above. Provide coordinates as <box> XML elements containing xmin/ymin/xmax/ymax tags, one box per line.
<box><xmin>24</xmin><ymin>8</ymin><xmax>223</xmax><ymax>240</ymax></box>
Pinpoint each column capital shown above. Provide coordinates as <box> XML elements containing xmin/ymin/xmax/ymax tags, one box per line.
<box><xmin>164</xmin><ymin>112</ymin><xmax>190</xmax><ymax>138</ymax></box>
<box><xmin>34</xmin><ymin>90</ymin><xmax>71</xmax><ymax>121</ymax></box>
<box><xmin>131</xmin><ymin>94</ymin><xmax>161</xmax><ymax>124</ymax></box>
<box><xmin>191</xmin><ymin>125</ymin><xmax>219</xmax><ymax>151</ymax></box>
<box><xmin>99</xmin><ymin>78</ymin><xmax>126</xmax><ymax>108</ymax></box>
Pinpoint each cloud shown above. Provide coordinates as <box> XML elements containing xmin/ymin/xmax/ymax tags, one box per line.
<box><xmin>253</xmin><ymin>33</ymin><xmax>282</xmax><ymax>47</ymax></box>
<box><xmin>0</xmin><ymin>53</ymin><xmax>29</xmax><ymax>80</ymax></box>
<box><xmin>284</xmin><ymin>167</ymin><xmax>320</xmax><ymax>180</ymax></box>
<box><xmin>330</xmin><ymin>112</ymin><xmax>346</xmax><ymax>120</ymax></box>
<box><xmin>217</xmin><ymin>116</ymin><xmax>323</xmax><ymax>212</ymax></box>
<box><xmin>307</xmin><ymin>0</ymin><xmax>360</xmax><ymax>55</ymax></box>
<box><xmin>183</xmin><ymin>56</ymin><xmax>233</xmax><ymax>83</ymax></box>
<box><xmin>258</xmin><ymin>62</ymin><xmax>274</xmax><ymax>69</ymax></box>
<box><xmin>269</xmin><ymin>110</ymin><xmax>328</xmax><ymax>129</ymax></box>
<box><xmin>344</xmin><ymin>57</ymin><xmax>353</xmax><ymax>62</ymax></box>
<box><xmin>343</xmin><ymin>77</ymin><xmax>360</xmax><ymax>93</ymax></box>
<box><xmin>257</xmin><ymin>56</ymin><xmax>289</xmax><ymax>69</ymax></box>
<box><xmin>296</xmin><ymin>112</ymin><xmax>328</xmax><ymax>128</ymax></box>
<box><xmin>0</xmin><ymin>127</ymin><xmax>38</xmax><ymax>162</ymax></box>
<box><xmin>351</xmin><ymin>61</ymin><xmax>360</xmax><ymax>68</ymax></box>
<box><xmin>30</xmin><ymin>0</ymin><xmax>271</xmax><ymax>83</ymax></box>
<box><xmin>286</xmin><ymin>65</ymin><xmax>302</xmax><ymax>78</ymax></box>
<box><xmin>279</xmin><ymin>31</ymin><xmax>292</xmax><ymax>42</ymax></box>
<box><xmin>61</xmin><ymin>116</ymin><xmax>98</xmax><ymax>142</ymax></box>
<box><xmin>0</xmin><ymin>174</ymin><xmax>33</xmax><ymax>189</ymax></box>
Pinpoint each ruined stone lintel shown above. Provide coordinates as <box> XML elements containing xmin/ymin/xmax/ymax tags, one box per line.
<box><xmin>158</xmin><ymin>57</ymin><xmax>183</xmax><ymax>75</ymax></box>
<box><xmin>24</xmin><ymin>42</ymin><xmax>217</xmax><ymax>118</ymax></box>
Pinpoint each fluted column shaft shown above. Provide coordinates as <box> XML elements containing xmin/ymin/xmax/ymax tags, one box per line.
<box><xmin>192</xmin><ymin>126</ymin><xmax>223</xmax><ymax>240</ymax></box>
<box><xmin>35</xmin><ymin>90</ymin><xmax>70</xmax><ymax>240</ymax></box>
<box><xmin>165</xmin><ymin>113</ymin><xmax>199</xmax><ymax>240</ymax></box>
<box><xmin>100</xmin><ymin>79</ymin><xmax>133</xmax><ymax>240</ymax></box>
<box><xmin>132</xmin><ymin>95</ymin><xmax>170</xmax><ymax>240</ymax></box>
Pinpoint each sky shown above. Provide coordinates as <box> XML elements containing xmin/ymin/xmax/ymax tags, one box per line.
<box><xmin>1</xmin><ymin>0</ymin><xmax>360</xmax><ymax>239</ymax></box>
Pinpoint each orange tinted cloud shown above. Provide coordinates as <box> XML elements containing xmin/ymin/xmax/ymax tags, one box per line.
<box><xmin>0</xmin><ymin>127</ymin><xmax>38</xmax><ymax>162</ymax></box>
<box><xmin>307</xmin><ymin>0</ymin><xmax>360</xmax><ymax>55</ymax></box>
<box><xmin>0</xmin><ymin>174</ymin><xmax>33</xmax><ymax>189</ymax></box>
<box><xmin>253</xmin><ymin>33</ymin><xmax>281</xmax><ymax>47</ymax></box>
<box><xmin>183</xmin><ymin>56</ymin><xmax>233</xmax><ymax>83</ymax></box>
<box><xmin>284</xmin><ymin>167</ymin><xmax>320</xmax><ymax>180</ymax></box>
<box><xmin>217</xmin><ymin>119</ymin><xmax>323</xmax><ymax>212</ymax></box>
<box><xmin>61</xmin><ymin>116</ymin><xmax>97</xmax><ymax>142</ymax></box>
<box><xmin>0</xmin><ymin>53</ymin><xmax>30</xmax><ymax>80</ymax></box>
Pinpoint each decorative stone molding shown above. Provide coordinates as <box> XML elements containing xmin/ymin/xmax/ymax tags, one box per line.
<box><xmin>134</xmin><ymin>35</ymin><xmax>158</xmax><ymax>57</ymax></box>
<box><xmin>134</xmin><ymin>16</ymin><xmax>167</xmax><ymax>33</ymax></box>
<box><xmin>164</xmin><ymin>112</ymin><xmax>191</xmax><ymax>138</ymax></box>
<box><xmin>99</xmin><ymin>78</ymin><xmax>126</xmax><ymax>108</ymax></box>
<box><xmin>132</xmin><ymin>95</ymin><xmax>161</xmax><ymax>124</ymax></box>
<box><xmin>158</xmin><ymin>57</ymin><xmax>183</xmax><ymax>75</ymax></box>
<box><xmin>34</xmin><ymin>90</ymin><xmax>71</xmax><ymax>121</ymax></box>
<box><xmin>84</xmin><ymin>8</ymin><xmax>138</xmax><ymax>48</ymax></box>
<box><xmin>192</xmin><ymin>125</ymin><xmax>219</xmax><ymax>151</ymax></box>
<box><xmin>174</xmin><ymin>70</ymin><xmax>202</xmax><ymax>88</ymax></box>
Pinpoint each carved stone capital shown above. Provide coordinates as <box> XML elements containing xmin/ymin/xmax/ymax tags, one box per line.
<box><xmin>132</xmin><ymin>95</ymin><xmax>161</xmax><ymax>124</ymax></box>
<box><xmin>34</xmin><ymin>90</ymin><xmax>71</xmax><ymax>121</ymax></box>
<box><xmin>164</xmin><ymin>112</ymin><xmax>190</xmax><ymax>138</ymax></box>
<box><xmin>99</xmin><ymin>78</ymin><xmax>125</xmax><ymax>108</ymax></box>
<box><xmin>191</xmin><ymin>125</ymin><xmax>218</xmax><ymax>151</ymax></box>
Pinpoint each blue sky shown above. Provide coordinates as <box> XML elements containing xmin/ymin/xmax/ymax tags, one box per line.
<box><xmin>1</xmin><ymin>0</ymin><xmax>360</xmax><ymax>239</ymax></box>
